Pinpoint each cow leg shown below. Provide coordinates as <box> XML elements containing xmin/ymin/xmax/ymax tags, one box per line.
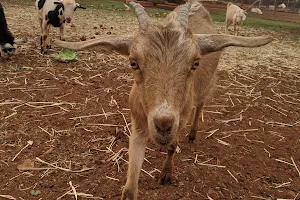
<box><xmin>188</xmin><ymin>102</ymin><xmax>204</xmax><ymax>142</ymax></box>
<box><xmin>121</xmin><ymin>119</ymin><xmax>147</xmax><ymax>200</ymax></box>
<box><xmin>59</xmin><ymin>23</ymin><xmax>66</xmax><ymax>41</ymax></box>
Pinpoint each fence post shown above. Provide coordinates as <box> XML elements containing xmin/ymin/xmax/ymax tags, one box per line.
<box><xmin>273</xmin><ymin>0</ymin><xmax>277</xmax><ymax>15</ymax></box>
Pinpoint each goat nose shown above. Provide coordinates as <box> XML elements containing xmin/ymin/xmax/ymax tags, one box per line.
<box><xmin>66</xmin><ymin>18</ymin><xmax>71</xmax><ymax>23</ymax></box>
<box><xmin>154</xmin><ymin>116</ymin><xmax>174</xmax><ymax>135</ymax></box>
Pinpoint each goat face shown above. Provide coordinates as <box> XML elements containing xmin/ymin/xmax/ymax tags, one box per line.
<box><xmin>57</xmin><ymin>0</ymin><xmax>86</xmax><ymax>24</ymax></box>
<box><xmin>234</xmin><ymin>10</ymin><xmax>247</xmax><ymax>25</ymax></box>
<box><xmin>129</xmin><ymin>22</ymin><xmax>199</xmax><ymax>147</ymax></box>
<box><xmin>63</xmin><ymin>1</ymin><xmax>76</xmax><ymax>23</ymax></box>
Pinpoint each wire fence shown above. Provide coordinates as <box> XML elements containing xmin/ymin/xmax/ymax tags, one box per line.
<box><xmin>232</xmin><ymin>0</ymin><xmax>300</xmax><ymax>13</ymax></box>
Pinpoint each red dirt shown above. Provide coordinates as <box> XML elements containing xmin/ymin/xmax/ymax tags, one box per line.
<box><xmin>0</xmin><ymin>2</ymin><xmax>300</xmax><ymax>200</ymax></box>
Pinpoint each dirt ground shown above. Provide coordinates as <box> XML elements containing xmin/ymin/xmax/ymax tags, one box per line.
<box><xmin>0</xmin><ymin>2</ymin><xmax>300</xmax><ymax>200</ymax></box>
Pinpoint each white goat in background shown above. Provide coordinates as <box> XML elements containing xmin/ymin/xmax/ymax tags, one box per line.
<box><xmin>226</xmin><ymin>2</ymin><xmax>247</xmax><ymax>36</ymax></box>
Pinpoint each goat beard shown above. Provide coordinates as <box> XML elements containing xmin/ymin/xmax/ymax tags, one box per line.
<box><xmin>149</xmin><ymin>130</ymin><xmax>176</xmax><ymax>152</ymax></box>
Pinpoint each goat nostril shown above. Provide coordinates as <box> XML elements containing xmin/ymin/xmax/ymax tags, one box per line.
<box><xmin>154</xmin><ymin>116</ymin><xmax>174</xmax><ymax>135</ymax></box>
<box><xmin>166</xmin><ymin>127</ymin><xmax>172</xmax><ymax>132</ymax></box>
<box><xmin>155</xmin><ymin>125</ymin><xmax>172</xmax><ymax>135</ymax></box>
<box><xmin>156</xmin><ymin>125</ymin><xmax>171</xmax><ymax>132</ymax></box>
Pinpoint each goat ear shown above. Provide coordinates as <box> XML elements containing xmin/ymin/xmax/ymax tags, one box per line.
<box><xmin>53</xmin><ymin>35</ymin><xmax>132</xmax><ymax>55</ymax></box>
<box><xmin>242</xmin><ymin>12</ymin><xmax>247</xmax><ymax>20</ymax></box>
<box><xmin>195</xmin><ymin>34</ymin><xmax>272</xmax><ymax>55</ymax></box>
<box><xmin>76</xmin><ymin>3</ymin><xmax>86</xmax><ymax>9</ymax></box>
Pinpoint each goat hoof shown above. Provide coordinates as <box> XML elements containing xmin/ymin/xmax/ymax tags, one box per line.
<box><xmin>159</xmin><ymin>168</ymin><xmax>172</xmax><ymax>185</ymax></box>
<box><xmin>188</xmin><ymin>130</ymin><xmax>196</xmax><ymax>142</ymax></box>
<box><xmin>121</xmin><ymin>188</ymin><xmax>136</xmax><ymax>200</ymax></box>
<box><xmin>188</xmin><ymin>136</ymin><xmax>195</xmax><ymax>142</ymax></box>
<box><xmin>41</xmin><ymin>46</ymin><xmax>46</xmax><ymax>54</ymax></box>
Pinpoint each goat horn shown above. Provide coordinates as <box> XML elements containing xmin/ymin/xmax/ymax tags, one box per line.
<box><xmin>176</xmin><ymin>1</ymin><xmax>193</xmax><ymax>27</ymax></box>
<box><xmin>128</xmin><ymin>1</ymin><xmax>149</xmax><ymax>29</ymax></box>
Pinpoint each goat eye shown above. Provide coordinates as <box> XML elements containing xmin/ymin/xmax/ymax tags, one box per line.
<box><xmin>130</xmin><ymin>60</ymin><xmax>139</xmax><ymax>70</ymax></box>
<box><xmin>192</xmin><ymin>60</ymin><xmax>200</xmax><ymax>70</ymax></box>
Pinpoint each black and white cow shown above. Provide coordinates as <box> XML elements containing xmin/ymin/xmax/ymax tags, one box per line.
<box><xmin>0</xmin><ymin>3</ymin><xmax>15</xmax><ymax>58</ymax></box>
<box><xmin>35</xmin><ymin>0</ymin><xmax>86</xmax><ymax>53</ymax></box>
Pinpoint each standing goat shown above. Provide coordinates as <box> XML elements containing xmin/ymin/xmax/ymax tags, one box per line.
<box><xmin>53</xmin><ymin>1</ymin><xmax>272</xmax><ymax>199</ymax></box>
<box><xmin>0</xmin><ymin>2</ymin><xmax>15</xmax><ymax>58</ymax></box>
<box><xmin>35</xmin><ymin>0</ymin><xmax>86</xmax><ymax>53</ymax></box>
<box><xmin>225</xmin><ymin>2</ymin><xmax>247</xmax><ymax>36</ymax></box>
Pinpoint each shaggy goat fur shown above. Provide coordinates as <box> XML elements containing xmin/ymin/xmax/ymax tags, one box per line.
<box><xmin>53</xmin><ymin>1</ymin><xmax>272</xmax><ymax>199</ymax></box>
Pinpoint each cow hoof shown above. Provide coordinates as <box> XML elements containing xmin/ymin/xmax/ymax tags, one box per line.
<box><xmin>159</xmin><ymin>168</ymin><xmax>172</xmax><ymax>185</ymax></box>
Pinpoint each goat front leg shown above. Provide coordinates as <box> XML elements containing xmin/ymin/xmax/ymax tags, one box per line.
<box><xmin>234</xmin><ymin>23</ymin><xmax>238</xmax><ymax>36</ymax></box>
<box><xmin>59</xmin><ymin>23</ymin><xmax>66</xmax><ymax>41</ymax></box>
<box><xmin>41</xmin><ymin>23</ymin><xmax>50</xmax><ymax>54</ymax></box>
<box><xmin>159</xmin><ymin>143</ymin><xmax>176</xmax><ymax>185</ymax></box>
<box><xmin>39</xmin><ymin>18</ymin><xmax>44</xmax><ymax>52</ymax></box>
<box><xmin>235</xmin><ymin>25</ymin><xmax>239</xmax><ymax>36</ymax></box>
<box><xmin>38</xmin><ymin>17</ymin><xmax>43</xmax><ymax>33</ymax></box>
<box><xmin>188</xmin><ymin>102</ymin><xmax>204</xmax><ymax>142</ymax></box>
<box><xmin>121</xmin><ymin>120</ymin><xmax>147</xmax><ymax>200</ymax></box>
<box><xmin>225</xmin><ymin>20</ymin><xmax>230</xmax><ymax>34</ymax></box>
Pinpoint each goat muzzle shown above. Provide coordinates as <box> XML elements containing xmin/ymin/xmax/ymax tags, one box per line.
<box><xmin>154</xmin><ymin>115</ymin><xmax>175</xmax><ymax>136</ymax></box>
<box><xmin>66</xmin><ymin>18</ymin><xmax>71</xmax><ymax>23</ymax></box>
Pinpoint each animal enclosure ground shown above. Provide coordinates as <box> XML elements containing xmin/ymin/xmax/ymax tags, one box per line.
<box><xmin>0</xmin><ymin>2</ymin><xmax>300</xmax><ymax>200</ymax></box>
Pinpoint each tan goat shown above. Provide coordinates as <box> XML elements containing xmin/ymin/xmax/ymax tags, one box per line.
<box><xmin>53</xmin><ymin>1</ymin><xmax>272</xmax><ymax>199</ymax></box>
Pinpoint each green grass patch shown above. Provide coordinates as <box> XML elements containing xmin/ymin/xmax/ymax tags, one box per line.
<box><xmin>52</xmin><ymin>49</ymin><xmax>78</xmax><ymax>63</ymax></box>
<box><xmin>81</xmin><ymin>0</ymin><xmax>170</xmax><ymax>16</ymax></box>
<box><xmin>82</xmin><ymin>0</ymin><xmax>126</xmax><ymax>10</ymax></box>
